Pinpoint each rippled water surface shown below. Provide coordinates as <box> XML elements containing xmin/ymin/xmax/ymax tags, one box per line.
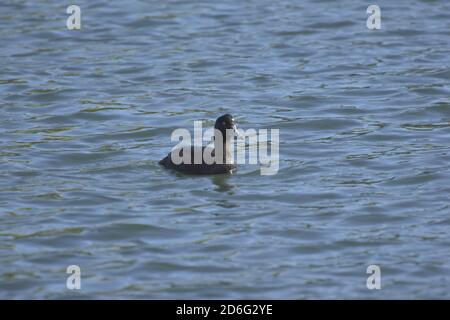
<box><xmin>1</xmin><ymin>0</ymin><xmax>450</xmax><ymax>299</ymax></box>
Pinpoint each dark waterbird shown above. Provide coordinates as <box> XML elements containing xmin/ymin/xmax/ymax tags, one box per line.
<box><xmin>159</xmin><ymin>114</ymin><xmax>238</xmax><ymax>175</ymax></box>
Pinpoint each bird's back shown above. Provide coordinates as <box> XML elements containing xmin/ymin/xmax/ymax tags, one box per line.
<box><xmin>159</xmin><ymin>146</ymin><xmax>235</xmax><ymax>175</ymax></box>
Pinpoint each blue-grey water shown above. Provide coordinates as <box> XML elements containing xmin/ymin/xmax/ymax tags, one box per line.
<box><xmin>1</xmin><ymin>0</ymin><xmax>450</xmax><ymax>299</ymax></box>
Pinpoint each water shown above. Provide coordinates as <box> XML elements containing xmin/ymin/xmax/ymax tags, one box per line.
<box><xmin>1</xmin><ymin>0</ymin><xmax>450</xmax><ymax>299</ymax></box>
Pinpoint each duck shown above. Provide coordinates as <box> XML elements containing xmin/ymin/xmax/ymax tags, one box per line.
<box><xmin>159</xmin><ymin>114</ymin><xmax>237</xmax><ymax>175</ymax></box>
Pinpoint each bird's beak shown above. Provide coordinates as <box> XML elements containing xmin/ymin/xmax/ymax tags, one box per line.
<box><xmin>233</xmin><ymin>124</ymin><xmax>243</xmax><ymax>138</ymax></box>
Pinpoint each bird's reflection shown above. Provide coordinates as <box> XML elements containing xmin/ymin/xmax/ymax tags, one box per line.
<box><xmin>211</xmin><ymin>174</ymin><xmax>235</xmax><ymax>193</ymax></box>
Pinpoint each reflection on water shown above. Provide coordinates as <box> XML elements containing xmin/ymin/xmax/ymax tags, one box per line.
<box><xmin>212</xmin><ymin>174</ymin><xmax>235</xmax><ymax>194</ymax></box>
<box><xmin>1</xmin><ymin>0</ymin><xmax>450</xmax><ymax>299</ymax></box>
